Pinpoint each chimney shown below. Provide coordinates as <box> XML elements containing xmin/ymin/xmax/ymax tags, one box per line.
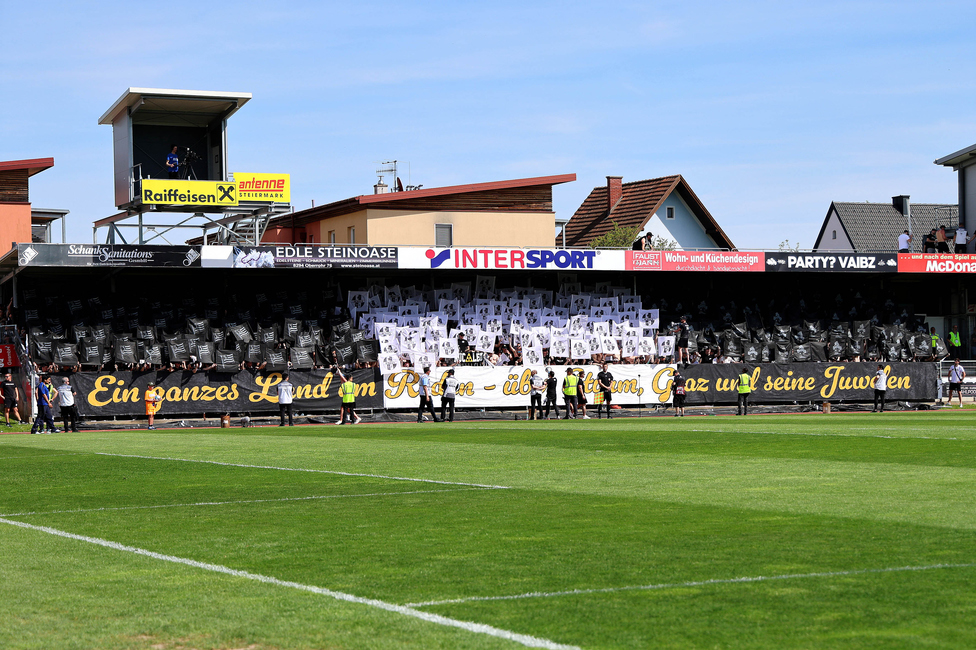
<box><xmin>607</xmin><ymin>176</ymin><xmax>623</xmax><ymax>212</ymax></box>
<box><xmin>892</xmin><ymin>195</ymin><xmax>910</xmax><ymax>217</ymax></box>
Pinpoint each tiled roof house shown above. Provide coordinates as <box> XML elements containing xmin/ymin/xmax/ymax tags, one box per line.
<box><xmin>557</xmin><ymin>175</ymin><xmax>735</xmax><ymax>249</ymax></box>
<box><xmin>813</xmin><ymin>196</ymin><xmax>959</xmax><ymax>253</ymax></box>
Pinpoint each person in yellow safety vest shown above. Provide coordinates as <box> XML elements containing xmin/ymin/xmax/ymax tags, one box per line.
<box><xmin>337</xmin><ymin>372</ymin><xmax>361</xmax><ymax>425</ymax></box>
<box><xmin>736</xmin><ymin>368</ymin><xmax>752</xmax><ymax>416</ymax></box>
<box><xmin>948</xmin><ymin>326</ymin><xmax>962</xmax><ymax>359</ymax></box>
<box><xmin>562</xmin><ymin>367</ymin><xmax>579</xmax><ymax>420</ymax></box>
<box><xmin>930</xmin><ymin>327</ymin><xmax>940</xmax><ymax>360</ymax></box>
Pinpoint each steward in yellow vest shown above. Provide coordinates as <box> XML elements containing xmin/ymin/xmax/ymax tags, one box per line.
<box><xmin>338</xmin><ymin>374</ymin><xmax>361</xmax><ymax>425</ymax></box>
<box><xmin>736</xmin><ymin>369</ymin><xmax>752</xmax><ymax>416</ymax></box>
<box><xmin>562</xmin><ymin>369</ymin><xmax>579</xmax><ymax>419</ymax></box>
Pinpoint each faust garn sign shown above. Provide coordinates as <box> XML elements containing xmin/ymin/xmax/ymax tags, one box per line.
<box><xmin>680</xmin><ymin>363</ymin><xmax>936</xmax><ymax>404</ymax></box>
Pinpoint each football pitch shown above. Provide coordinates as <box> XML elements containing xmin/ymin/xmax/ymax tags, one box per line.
<box><xmin>1</xmin><ymin>413</ymin><xmax>974</xmax><ymax>649</ymax></box>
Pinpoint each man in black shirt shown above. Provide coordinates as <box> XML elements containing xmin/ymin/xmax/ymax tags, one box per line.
<box><xmin>543</xmin><ymin>370</ymin><xmax>560</xmax><ymax>419</ymax></box>
<box><xmin>2</xmin><ymin>372</ymin><xmax>22</xmax><ymax>425</ymax></box>
<box><xmin>596</xmin><ymin>363</ymin><xmax>614</xmax><ymax>419</ymax></box>
<box><xmin>676</xmin><ymin>317</ymin><xmax>691</xmax><ymax>365</ymax></box>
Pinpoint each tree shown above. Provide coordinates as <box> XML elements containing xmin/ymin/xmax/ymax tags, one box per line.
<box><xmin>589</xmin><ymin>222</ymin><xmax>640</xmax><ymax>249</ymax></box>
<box><xmin>588</xmin><ymin>224</ymin><xmax>680</xmax><ymax>250</ymax></box>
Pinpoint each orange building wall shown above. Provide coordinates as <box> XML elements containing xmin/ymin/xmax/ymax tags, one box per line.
<box><xmin>0</xmin><ymin>204</ymin><xmax>33</xmax><ymax>252</ymax></box>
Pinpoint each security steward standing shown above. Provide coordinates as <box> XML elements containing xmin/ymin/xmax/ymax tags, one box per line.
<box><xmin>338</xmin><ymin>372</ymin><xmax>361</xmax><ymax>425</ymax></box>
<box><xmin>562</xmin><ymin>367</ymin><xmax>579</xmax><ymax>419</ymax></box>
<box><xmin>948</xmin><ymin>326</ymin><xmax>962</xmax><ymax>359</ymax></box>
<box><xmin>736</xmin><ymin>367</ymin><xmax>752</xmax><ymax>416</ymax></box>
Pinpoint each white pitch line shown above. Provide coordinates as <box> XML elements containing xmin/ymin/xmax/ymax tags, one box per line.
<box><xmin>405</xmin><ymin>562</ymin><xmax>976</xmax><ymax>608</ymax></box>
<box><xmin>0</xmin><ymin>487</ymin><xmax>492</xmax><ymax>518</ymax></box>
<box><xmin>94</xmin><ymin>452</ymin><xmax>510</xmax><ymax>489</ymax></box>
<box><xmin>0</xmin><ymin>517</ymin><xmax>577</xmax><ymax>650</ymax></box>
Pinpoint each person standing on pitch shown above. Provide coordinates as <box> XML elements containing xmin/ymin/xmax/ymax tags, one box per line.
<box><xmin>873</xmin><ymin>365</ymin><xmax>887</xmax><ymax>412</ymax></box>
<box><xmin>277</xmin><ymin>373</ymin><xmax>294</xmax><ymax>426</ymax></box>
<box><xmin>576</xmin><ymin>369</ymin><xmax>590</xmax><ymax>419</ymax></box>
<box><xmin>562</xmin><ymin>367</ymin><xmax>579</xmax><ymax>419</ymax></box>
<box><xmin>440</xmin><ymin>368</ymin><xmax>458</xmax><ymax>422</ymax></box>
<box><xmin>57</xmin><ymin>376</ymin><xmax>79</xmax><ymax>432</ymax></box>
<box><xmin>2</xmin><ymin>372</ymin><xmax>22</xmax><ymax>425</ymax></box>
<box><xmin>543</xmin><ymin>370</ymin><xmax>561</xmax><ymax>419</ymax></box>
<box><xmin>947</xmin><ymin>358</ymin><xmax>966</xmax><ymax>407</ymax></box>
<box><xmin>338</xmin><ymin>371</ymin><xmax>362</xmax><ymax>424</ymax></box>
<box><xmin>671</xmin><ymin>370</ymin><xmax>686</xmax><ymax>417</ymax></box>
<box><xmin>596</xmin><ymin>363</ymin><xmax>614</xmax><ymax>419</ymax></box>
<box><xmin>144</xmin><ymin>382</ymin><xmax>162</xmax><ymax>430</ymax></box>
<box><xmin>31</xmin><ymin>376</ymin><xmax>58</xmax><ymax>434</ymax></box>
<box><xmin>736</xmin><ymin>367</ymin><xmax>752</xmax><ymax>416</ymax></box>
<box><xmin>417</xmin><ymin>367</ymin><xmax>440</xmax><ymax>422</ymax></box>
<box><xmin>529</xmin><ymin>369</ymin><xmax>545</xmax><ymax>420</ymax></box>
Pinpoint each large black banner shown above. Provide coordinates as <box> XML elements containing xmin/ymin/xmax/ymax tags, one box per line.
<box><xmin>18</xmin><ymin>244</ymin><xmax>201</xmax><ymax>268</ymax></box>
<box><xmin>764</xmin><ymin>253</ymin><xmax>898</xmax><ymax>272</ymax></box>
<box><xmin>681</xmin><ymin>363</ymin><xmax>937</xmax><ymax>404</ymax></box>
<box><xmin>69</xmin><ymin>368</ymin><xmax>382</xmax><ymax>416</ymax></box>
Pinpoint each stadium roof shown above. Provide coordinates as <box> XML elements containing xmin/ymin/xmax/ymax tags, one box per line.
<box><xmin>934</xmin><ymin>142</ymin><xmax>976</xmax><ymax>169</ymax></box>
<box><xmin>98</xmin><ymin>88</ymin><xmax>252</xmax><ymax>126</ymax></box>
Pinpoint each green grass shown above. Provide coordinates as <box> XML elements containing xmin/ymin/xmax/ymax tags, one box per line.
<box><xmin>1</xmin><ymin>412</ymin><xmax>975</xmax><ymax>649</ymax></box>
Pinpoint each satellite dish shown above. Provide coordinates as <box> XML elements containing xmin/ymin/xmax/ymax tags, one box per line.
<box><xmin>396</xmin><ymin>177</ymin><xmax>404</xmax><ymax>192</ymax></box>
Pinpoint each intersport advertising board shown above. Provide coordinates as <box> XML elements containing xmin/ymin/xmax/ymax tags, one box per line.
<box><xmin>398</xmin><ymin>247</ymin><xmax>624</xmax><ymax>271</ymax></box>
<box><xmin>382</xmin><ymin>364</ymin><xmax>675</xmax><ymax>409</ymax></box>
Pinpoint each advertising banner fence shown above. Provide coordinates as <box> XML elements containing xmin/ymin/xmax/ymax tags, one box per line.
<box><xmin>17</xmin><ymin>244</ymin><xmax>201</xmax><ymax>268</ymax></box>
<box><xmin>226</xmin><ymin>245</ymin><xmax>398</xmax><ymax>269</ymax></box>
<box><xmin>764</xmin><ymin>253</ymin><xmax>898</xmax><ymax>272</ymax></box>
<box><xmin>680</xmin><ymin>363</ymin><xmax>937</xmax><ymax>404</ymax></box>
<box><xmin>398</xmin><ymin>247</ymin><xmax>624</xmax><ymax>271</ymax></box>
<box><xmin>69</xmin><ymin>368</ymin><xmax>382</xmax><ymax>417</ymax></box>
<box><xmin>381</xmin><ymin>364</ymin><xmax>675</xmax><ymax>410</ymax></box>
<box><xmin>627</xmin><ymin>250</ymin><xmax>765</xmax><ymax>272</ymax></box>
<box><xmin>898</xmin><ymin>253</ymin><xmax>976</xmax><ymax>274</ymax></box>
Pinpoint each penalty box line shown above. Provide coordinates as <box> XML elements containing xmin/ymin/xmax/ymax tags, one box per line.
<box><xmin>0</xmin><ymin>517</ymin><xmax>577</xmax><ymax>650</ymax></box>
<box><xmin>406</xmin><ymin>562</ymin><xmax>976</xmax><ymax>607</ymax></box>
<box><xmin>94</xmin><ymin>452</ymin><xmax>511</xmax><ymax>489</ymax></box>
<box><xmin>0</xmin><ymin>487</ymin><xmax>491</xmax><ymax>518</ymax></box>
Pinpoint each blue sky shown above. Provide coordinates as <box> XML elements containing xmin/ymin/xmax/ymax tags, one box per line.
<box><xmin>3</xmin><ymin>1</ymin><xmax>974</xmax><ymax>249</ymax></box>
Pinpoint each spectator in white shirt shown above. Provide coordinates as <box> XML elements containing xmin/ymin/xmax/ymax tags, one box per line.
<box><xmin>947</xmin><ymin>358</ymin><xmax>966</xmax><ymax>407</ymax></box>
<box><xmin>897</xmin><ymin>230</ymin><xmax>911</xmax><ymax>253</ymax></box>
<box><xmin>954</xmin><ymin>223</ymin><xmax>972</xmax><ymax>254</ymax></box>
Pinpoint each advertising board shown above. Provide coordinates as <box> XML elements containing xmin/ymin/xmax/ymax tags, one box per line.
<box><xmin>141</xmin><ymin>179</ymin><xmax>239</xmax><ymax>207</ymax></box>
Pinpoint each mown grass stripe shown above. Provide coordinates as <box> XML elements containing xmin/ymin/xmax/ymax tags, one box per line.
<box><xmin>406</xmin><ymin>562</ymin><xmax>976</xmax><ymax>607</ymax></box>
<box><xmin>94</xmin><ymin>452</ymin><xmax>510</xmax><ymax>489</ymax></box>
<box><xmin>0</xmin><ymin>516</ymin><xmax>578</xmax><ymax>650</ymax></box>
<box><xmin>0</xmin><ymin>487</ymin><xmax>492</xmax><ymax>518</ymax></box>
